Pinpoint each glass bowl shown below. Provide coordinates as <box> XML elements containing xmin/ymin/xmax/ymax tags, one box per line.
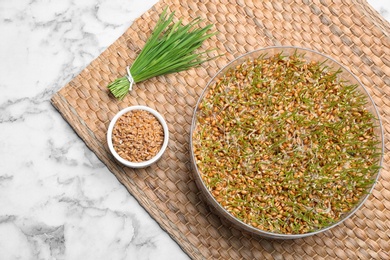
<box><xmin>189</xmin><ymin>46</ymin><xmax>384</xmax><ymax>239</ymax></box>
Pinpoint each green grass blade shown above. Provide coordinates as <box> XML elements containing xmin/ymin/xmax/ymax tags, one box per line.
<box><xmin>108</xmin><ymin>7</ymin><xmax>220</xmax><ymax>99</ymax></box>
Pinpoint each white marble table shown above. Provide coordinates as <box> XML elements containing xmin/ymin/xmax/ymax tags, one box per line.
<box><xmin>0</xmin><ymin>1</ymin><xmax>389</xmax><ymax>259</ymax></box>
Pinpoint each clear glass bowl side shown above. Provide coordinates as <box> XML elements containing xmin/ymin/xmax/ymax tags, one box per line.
<box><xmin>189</xmin><ymin>46</ymin><xmax>384</xmax><ymax>239</ymax></box>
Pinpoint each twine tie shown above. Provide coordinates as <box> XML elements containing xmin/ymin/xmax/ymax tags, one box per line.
<box><xmin>126</xmin><ymin>66</ymin><xmax>135</xmax><ymax>92</ymax></box>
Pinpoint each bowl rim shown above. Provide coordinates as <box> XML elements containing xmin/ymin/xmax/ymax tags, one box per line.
<box><xmin>107</xmin><ymin>105</ymin><xmax>169</xmax><ymax>168</ymax></box>
<box><xmin>189</xmin><ymin>46</ymin><xmax>384</xmax><ymax>239</ymax></box>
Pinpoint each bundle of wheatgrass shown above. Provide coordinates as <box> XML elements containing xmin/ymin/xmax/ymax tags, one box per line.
<box><xmin>107</xmin><ymin>8</ymin><xmax>218</xmax><ymax>99</ymax></box>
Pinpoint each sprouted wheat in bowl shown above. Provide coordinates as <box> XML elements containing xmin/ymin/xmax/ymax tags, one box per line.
<box><xmin>190</xmin><ymin>47</ymin><xmax>383</xmax><ymax>238</ymax></box>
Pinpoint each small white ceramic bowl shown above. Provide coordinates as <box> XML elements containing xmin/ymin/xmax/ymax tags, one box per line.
<box><xmin>107</xmin><ymin>105</ymin><xmax>169</xmax><ymax>168</ymax></box>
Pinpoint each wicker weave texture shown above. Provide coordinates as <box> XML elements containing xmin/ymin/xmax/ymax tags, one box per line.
<box><xmin>52</xmin><ymin>0</ymin><xmax>390</xmax><ymax>259</ymax></box>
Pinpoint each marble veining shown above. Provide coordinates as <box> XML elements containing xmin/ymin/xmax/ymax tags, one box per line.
<box><xmin>370</xmin><ymin>1</ymin><xmax>390</xmax><ymax>21</ymax></box>
<box><xmin>0</xmin><ymin>0</ymin><xmax>389</xmax><ymax>259</ymax></box>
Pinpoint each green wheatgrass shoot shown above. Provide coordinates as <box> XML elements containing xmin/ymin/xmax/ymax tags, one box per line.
<box><xmin>107</xmin><ymin>8</ymin><xmax>218</xmax><ymax>100</ymax></box>
<box><xmin>192</xmin><ymin>52</ymin><xmax>382</xmax><ymax>235</ymax></box>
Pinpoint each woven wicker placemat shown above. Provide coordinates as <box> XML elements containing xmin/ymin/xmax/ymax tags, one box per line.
<box><xmin>52</xmin><ymin>0</ymin><xmax>390</xmax><ymax>259</ymax></box>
